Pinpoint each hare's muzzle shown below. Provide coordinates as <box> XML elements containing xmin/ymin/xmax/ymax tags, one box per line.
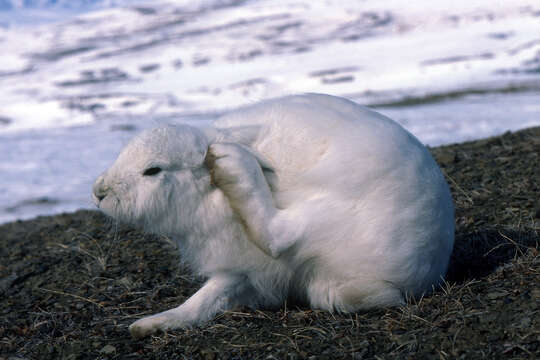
<box><xmin>92</xmin><ymin>174</ymin><xmax>108</xmax><ymax>205</ymax></box>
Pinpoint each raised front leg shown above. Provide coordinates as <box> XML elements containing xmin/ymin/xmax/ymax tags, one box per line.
<box><xmin>129</xmin><ymin>274</ymin><xmax>253</xmax><ymax>339</ymax></box>
<box><xmin>206</xmin><ymin>143</ymin><xmax>300</xmax><ymax>258</ymax></box>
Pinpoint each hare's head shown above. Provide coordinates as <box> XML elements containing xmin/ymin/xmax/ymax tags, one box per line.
<box><xmin>92</xmin><ymin>125</ymin><xmax>210</xmax><ymax>234</ymax></box>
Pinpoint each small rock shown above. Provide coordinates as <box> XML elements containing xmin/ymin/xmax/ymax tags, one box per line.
<box><xmin>0</xmin><ymin>273</ymin><xmax>19</xmax><ymax>294</ymax></box>
<box><xmin>193</xmin><ymin>56</ymin><xmax>210</xmax><ymax>66</ymax></box>
<box><xmin>487</xmin><ymin>291</ymin><xmax>506</xmax><ymax>300</ymax></box>
<box><xmin>437</xmin><ymin>152</ymin><xmax>454</xmax><ymax>164</ymax></box>
<box><xmin>200</xmin><ymin>350</ymin><xmax>215</xmax><ymax>360</ymax></box>
<box><xmin>520</xmin><ymin>317</ymin><xmax>531</xmax><ymax>328</ymax></box>
<box><xmin>352</xmin><ymin>349</ymin><xmax>368</xmax><ymax>359</ymax></box>
<box><xmin>139</xmin><ymin>64</ymin><xmax>160</xmax><ymax>73</ymax></box>
<box><xmin>118</xmin><ymin>276</ymin><xmax>134</xmax><ymax>289</ymax></box>
<box><xmin>134</xmin><ymin>7</ymin><xmax>157</xmax><ymax>15</ymax></box>
<box><xmin>286</xmin><ymin>352</ymin><xmax>298</xmax><ymax>360</ymax></box>
<box><xmin>110</xmin><ymin>124</ymin><xmax>137</xmax><ymax>132</ymax></box>
<box><xmin>100</xmin><ymin>345</ymin><xmax>116</xmax><ymax>354</ymax></box>
<box><xmin>479</xmin><ymin>313</ymin><xmax>498</xmax><ymax>323</ymax></box>
<box><xmin>495</xmin><ymin>156</ymin><xmax>512</xmax><ymax>163</ymax></box>
<box><xmin>173</xmin><ymin>59</ymin><xmax>183</xmax><ymax>69</ymax></box>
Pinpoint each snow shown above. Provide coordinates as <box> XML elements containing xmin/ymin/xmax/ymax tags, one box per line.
<box><xmin>0</xmin><ymin>0</ymin><xmax>539</xmax><ymax>223</ymax></box>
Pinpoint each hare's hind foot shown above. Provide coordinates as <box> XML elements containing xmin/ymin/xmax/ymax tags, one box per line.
<box><xmin>207</xmin><ymin>143</ymin><xmax>298</xmax><ymax>257</ymax></box>
<box><xmin>307</xmin><ymin>279</ymin><xmax>405</xmax><ymax>313</ymax></box>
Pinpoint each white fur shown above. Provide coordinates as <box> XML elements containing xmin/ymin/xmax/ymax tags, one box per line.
<box><xmin>92</xmin><ymin>94</ymin><xmax>454</xmax><ymax>338</ymax></box>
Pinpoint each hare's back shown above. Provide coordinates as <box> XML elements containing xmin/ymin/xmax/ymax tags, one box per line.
<box><xmin>214</xmin><ymin>94</ymin><xmax>428</xmax><ymax>188</ymax></box>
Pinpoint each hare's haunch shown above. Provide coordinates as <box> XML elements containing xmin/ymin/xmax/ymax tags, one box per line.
<box><xmin>93</xmin><ymin>94</ymin><xmax>454</xmax><ymax>338</ymax></box>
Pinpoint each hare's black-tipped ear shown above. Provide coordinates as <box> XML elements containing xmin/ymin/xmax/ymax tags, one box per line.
<box><xmin>204</xmin><ymin>145</ymin><xmax>216</xmax><ymax>170</ymax></box>
<box><xmin>203</xmin><ymin>145</ymin><xmax>220</xmax><ymax>187</ymax></box>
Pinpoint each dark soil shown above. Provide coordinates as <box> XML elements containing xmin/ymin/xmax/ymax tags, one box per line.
<box><xmin>1</xmin><ymin>127</ymin><xmax>539</xmax><ymax>360</ymax></box>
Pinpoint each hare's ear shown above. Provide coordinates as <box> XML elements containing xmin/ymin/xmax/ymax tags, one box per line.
<box><xmin>203</xmin><ymin>145</ymin><xmax>217</xmax><ymax>171</ymax></box>
<box><xmin>203</xmin><ymin>125</ymin><xmax>261</xmax><ymax>145</ymax></box>
<box><xmin>224</xmin><ymin>125</ymin><xmax>261</xmax><ymax>145</ymax></box>
<box><xmin>255</xmin><ymin>155</ymin><xmax>277</xmax><ymax>192</ymax></box>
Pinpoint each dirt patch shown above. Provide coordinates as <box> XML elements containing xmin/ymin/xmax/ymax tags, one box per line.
<box><xmin>1</xmin><ymin>127</ymin><xmax>538</xmax><ymax>359</ymax></box>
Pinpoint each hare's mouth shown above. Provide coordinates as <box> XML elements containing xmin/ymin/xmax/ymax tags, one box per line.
<box><xmin>94</xmin><ymin>191</ymin><xmax>109</xmax><ymax>207</ymax></box>
<box><xmin>96</xmin><ymin>195</ymin><xmax>120</xmax><ymax>218</ymax></box>
<box><xmin>92</xmin><ymin>193</ymin><xmax>105</xmax><ymax>207</ymax></box>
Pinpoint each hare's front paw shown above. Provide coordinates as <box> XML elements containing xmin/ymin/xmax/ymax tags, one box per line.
<box><xmin>128</xmin><ymin>311</ymin><xmax>189</xmax><ymax>339</ymax></box>
<box><xmin>207</xmin><ymin>143</ymin><xmax>263</xmax><ymax>198</ymax></box>
<box><xmin>129</xmin><ymin>314</ymin><xmax>171</xmax><ymax>339</ymax></box>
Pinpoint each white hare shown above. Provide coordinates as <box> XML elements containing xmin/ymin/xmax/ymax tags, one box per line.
<box><xmin>92</xmin><ymin>93</ymin><xmax>454</xmax><ymax>339</ymax></box>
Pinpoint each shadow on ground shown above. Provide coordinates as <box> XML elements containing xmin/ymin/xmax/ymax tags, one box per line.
<box><xmin>447</xmin><ymin>229</ymin><xmax>538</xmax><ymax>283</ymax></box>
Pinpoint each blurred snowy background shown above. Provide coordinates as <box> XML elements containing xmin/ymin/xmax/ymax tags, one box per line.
<box><xmin>1</xmin><ymin>0</ymin><xmax>539</xmax><ymax>223</ymax></box>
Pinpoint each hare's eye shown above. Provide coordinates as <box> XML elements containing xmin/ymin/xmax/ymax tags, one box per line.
<box><xmin>143</xmin><ymin>167</ymin><xmax>162</xmax><ymax>176</ymax></box>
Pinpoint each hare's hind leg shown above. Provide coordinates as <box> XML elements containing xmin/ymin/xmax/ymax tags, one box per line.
<box><xmin>307</xmin><ymin>278</ymin><xmax>405</xmax><ymax>313</ymax></box>
<box><xmin>129</xmin><ymin>274</ymin><xmax>255</xmax><ymax>339</ymax></box>
<box><xmin>207</xmin><ymin>143</ymin><xmax>300</xmax><ymax>258</ymax></box>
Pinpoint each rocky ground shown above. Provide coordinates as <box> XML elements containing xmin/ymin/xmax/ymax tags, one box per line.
<box><xmin>0</xmin><ymin>127</ymin><xmax>538</xmax><ymax>359</ymax></box>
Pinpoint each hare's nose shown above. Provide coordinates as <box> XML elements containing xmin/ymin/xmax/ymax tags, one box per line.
<box><xmin>92</xmin><ymin>175</ymin><xmax>108</xmax><ymax>203</ymax></box>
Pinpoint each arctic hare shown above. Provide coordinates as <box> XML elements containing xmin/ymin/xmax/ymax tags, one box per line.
<box><xmin>93</xmin><ymin>93</ymin><xmax>454</xmax><ymax>338</ymax></box>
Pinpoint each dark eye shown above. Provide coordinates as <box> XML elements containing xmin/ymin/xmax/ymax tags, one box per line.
<box><xmin>143</xmin><ymin>167</ymin><xmax>162</xmax><ymax>176</ymax></box>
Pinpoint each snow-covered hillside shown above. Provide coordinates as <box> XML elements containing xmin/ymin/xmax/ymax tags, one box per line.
<box><xmin>0</xmin><ymin>0</ymin><xmax>129</xmax><ymax>10</ymax></box>
<box><xmin>0</xmin><ymin>0</ymin><xmax>539</xmax><ymax>223</ymax></box>
<box><xmin>1</xmin><ymin>0</ymin><xmax>539</xmax><ymax>131</ymax></box>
